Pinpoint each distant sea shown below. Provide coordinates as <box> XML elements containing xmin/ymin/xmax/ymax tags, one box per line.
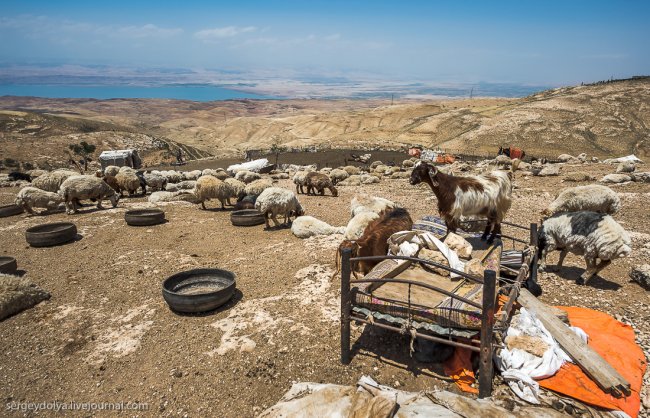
<box><xmin>0</xmin><ymin>84</ymin><xmax>272</xmax><ymax>101</ymax></box>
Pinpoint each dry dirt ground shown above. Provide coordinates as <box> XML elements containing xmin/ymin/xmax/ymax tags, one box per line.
<box><xmin>1</xmin><ymin>163</ymin><xmax>649</xmax><ymax>417</ymax></box>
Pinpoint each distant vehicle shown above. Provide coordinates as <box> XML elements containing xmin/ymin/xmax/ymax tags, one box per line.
<box><xmin>98</xmin><ymin>149</ymin><xmax>142</xmax><ymax>170</ymax></box>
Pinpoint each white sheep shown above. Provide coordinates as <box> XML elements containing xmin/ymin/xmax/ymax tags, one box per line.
<box><xmin>291</xmin><ymin>216</ymin><xmax>345</xmax><ymax>238</ymax></box>
<box><xmin>32</xmin><ymin>170</ymin><xmax>79</xmax><ymax>192</ymax></box>
<box><xmin>15</xmin><ymin>186</ymin><xmax>64</xmax><ymax>215</ymax></box>
<box><xmin>148</xmin><ymin>190</ymin><xmax>199</xmax><ymax>204</ymax></box>
<box><xmin>142</xmin><ymin>172</ymin><xmax>167</xmax><ymax>191</ymax></box>
<box><xmin>343</xmin><ymin>211</ymin><xmax>380</xmax><ymax>240</ymax></box>
<box><xmin>538</xmin><ymin>211</ymin><xmax>631</xmax><ymax>285</ymax></box>
<box><xmin>542</xmin><ymin>184</ymin><xmax>621</xmax><ymax>217</ymax></box>
<box><xmin>165</xmin><ymin>180</ymin><xmax>197</xmax><ymax>192</ymax></box>
<box><xmin>224</xmin><ymin>178</ymin><xmax>246</xmax><ymax>203</ymax></box>
<box><xmin>193</xmin><ymin>175</ymin><xmax>234</xmax><ymax>210</ymax></box>
<box><xmin>161</xmin><ymin>170</ymin><xmax>182</xmax><ymax>184</ymax></box>
<box><xmin>255</xmin><ymin>187</ymin><xmax>305</xmax><ymax>229</ymax></box>
<box><xmin>293</xmin><ymin>171</ymin><xmax>309</xmax><ymax>194</ymax></box>
<box><xmin>350</xmin><ymin>194</ymin><xmax>396</xmax><ymax>218</ymax></box>
<box><xmin>234</xmin><ymin>170</ymin><xmax>261</xmax><ymax>184</ymax></box>
<box><xmin>245</xmin><ymin>179</ymin><xmax>272</xmax><ymax>196</ymax></box>
<box><xmin>59</xmin><ymin>175</ymin><xmax>119</xmax><ymax>214</ymax></box>
<box><xmin>115</xmin><ymin>170</ymin><xmax>142</xmax><ymax>196</ymax></box>
<box><xmin>103</xmin><ymin>165</ymin><xmax>120</xmax><ymax>177</ymax></box>
<box><xmin>183</xmin><ymin>170</ymin><xmax>203</xmax><ymax>181</ymax></box>
<box><xmin>329</xmin><ymin>168</ymin><xmax>349</xmax><ymax>185</ymax></box>
<box><xmin>118</xmin><ymin>165</ymin><xmax>135</xmax><ymax>173</ymax></box>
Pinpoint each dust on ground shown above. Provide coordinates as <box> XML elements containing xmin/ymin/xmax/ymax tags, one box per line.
<box><xmin>0</xmin><ymin>162</ymin><xmax>649</xmax><ymax>417</ymax></box>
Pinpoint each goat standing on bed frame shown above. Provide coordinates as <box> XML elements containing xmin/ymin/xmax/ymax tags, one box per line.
<box><xmin>409</xmin><ymin>161</ymin><xmax>512</xmax><ymax>242</ymax></box>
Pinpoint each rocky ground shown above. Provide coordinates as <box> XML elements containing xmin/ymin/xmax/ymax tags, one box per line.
<box><xmin>0</xmin><ymin>162</ymin><xmax>649</xmax><ymax>417</ymax></box>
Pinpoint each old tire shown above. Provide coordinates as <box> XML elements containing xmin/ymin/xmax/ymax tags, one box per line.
<box><xmin>162</xmin><ymin>268</ymin><xmax>236</xmax><ymax>313</ymax></box>
<box><xmin>125</xmin><ymin>209</ymin><xmax>166</xmax><ymax>226</ymax></box>
<box><xmin>25</xmin><ymin>222</ymin><xmax>77</xmax><ymax>247</ymax></box>
<box><xmin>0</xmin><ymin>204</ymin><xmax>24</xmax><ymax>218</ymax></box>
<box><xmin>230</xmin><ymin>209</ymin><xmax>265</xmax><ymax>227</ymax></box>
<box><xmin>0</xmin><ymin>256</ymin><xmax>17</xmax><ymax>274</ymax></box>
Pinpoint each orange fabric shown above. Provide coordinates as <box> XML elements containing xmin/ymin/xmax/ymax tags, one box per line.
<box><xmin>444</xmin><ymin>295</ymin><xmax>509</xmax><ymax>393</ymax></box>
<box><xmin>443</xmin><ymin>304</ymin><xmax>646</xmax><ymax>417</ymax></box>
<box><xmin>538</xmin><ymin>307</ymin><xmax>646</xmax><ymax>418</ymax></box>
<box><xmin>444</xmin><ymin>346</ymin><xmax>478</xmax><ymax>394</ymax></box>
<box><xmin>435</xmin><ymin>154</ymin><xmax>456</xmax><ymax>164</ymax></box>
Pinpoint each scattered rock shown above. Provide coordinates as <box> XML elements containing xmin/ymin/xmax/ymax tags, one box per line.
<box><xmin>632</xmin><ymin>172</ymin><xmax>650</xmax><ymax>183</ymax></box>
<box><xmin>616</xmin><ymin>162</ymin><xmax>636</xmax><ymax>173</ymax></box>
<box><xmin>557</xmin><ymin>154</ymin><xmax>574</xmax><ymax>162</ymax></box>
<box><xmin>563</xmin><ymin>172</ymin><xmax>595</xmax><ymax>182</ymax></box>
<box><xmin>630</xmin><ymin>265</ymin><xmax>650</xmax><ymax>290</ymax></box>
<box><xmin>537</xmin><ymin>164</ymin><xmax>560</xmax><ymax>177</ymax></box>
<box><xmin>601</xmin><ymin>173</ymin><xmax>632</xmax><ymax>184</ymax></box>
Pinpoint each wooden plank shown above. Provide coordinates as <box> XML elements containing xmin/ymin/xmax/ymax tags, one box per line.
<box><xmin>518</xmin><ymin>288</ymin><xmax>631</xmax><ymax>397</ymax></box>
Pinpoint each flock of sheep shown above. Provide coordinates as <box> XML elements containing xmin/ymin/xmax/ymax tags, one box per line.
<box><xmin>5</xmin><ymin>152</ymin><xmax>637</xmax><ymax>288</ymax></box>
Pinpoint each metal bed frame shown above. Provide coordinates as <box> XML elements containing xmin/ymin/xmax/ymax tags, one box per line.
<box><xmin>339</xmin><ymin>222</ymin><xmax>539</xmax><ymax>398</ymax></box>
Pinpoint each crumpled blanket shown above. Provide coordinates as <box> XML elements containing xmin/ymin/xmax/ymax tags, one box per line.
<box><xmin>495</xmin><ymin>307</ymin><xmax>587</xmax><ymax>404</ymax></box>
<box><xmin>388</xmin><ymin>230</ymin><xmax>465</xmax><ymax>278</ymax></box>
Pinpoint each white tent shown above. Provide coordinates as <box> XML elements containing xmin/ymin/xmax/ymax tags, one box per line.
<box><xmin>99</xmin><ymin>149</ymin><xmax>142</xmax><ymax>169</ymax></box>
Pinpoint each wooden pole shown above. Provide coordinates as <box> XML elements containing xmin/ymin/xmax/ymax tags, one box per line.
<box><xmin>340</xmin><ymin>247</ymin><xmax>352</xmax><ymax>364</ymax></box>
<box><xmin>478</xmin><ymin>269</ymin><xmax>497</xmax><ymax>398</ymax></box>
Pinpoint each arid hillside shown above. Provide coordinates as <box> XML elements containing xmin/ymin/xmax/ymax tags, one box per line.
<box><xmin>0</xmin><ymin>77</ymin><xmax>648</xmax><ymax>170</ymax></box>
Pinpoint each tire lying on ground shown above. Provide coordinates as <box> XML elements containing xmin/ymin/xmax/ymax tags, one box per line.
<box><xmin>162</xmin><ymin>268</ymin><xmax>236</xmax><ymax>313</ymax></box>
<box><xmin>0</xmin><ymin>257</ymin><xmax>17</xmax><ymax>275</ymax></box>
<box><xmin>230</xmin><ymin>209</ymin><xmax>265</xmax><ymax>227</ymax></box>
<box><xmin>25</xmin><ymin>222</ymin><xmax>77</xmax><ymax>247</ymax></box>
<box><xmin>0</xmin><ymin>204</ymin><xmax>24</xmax><ymax>218</ymax></box>
<box><xmin>125</xmin><ymin>209</ymin><xmax>166</xmax><ymax>226</ymax></box>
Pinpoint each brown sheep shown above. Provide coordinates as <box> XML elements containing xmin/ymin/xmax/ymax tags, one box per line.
<box><xmin>305</xmin><ymin>172</ymin><xmax>338</xmax><ymax>197</ymax></box>
<box><xmin>339</xmin><ymin>207</ymin><xmax>413</xmax><ymax>275</ymax></box>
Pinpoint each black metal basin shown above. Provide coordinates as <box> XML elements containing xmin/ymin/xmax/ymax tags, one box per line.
<box><xmin>25</xmin><ymin>222</ymin><xmax>77</xmax><ymax>247</ymax></box>
<box><xmin>0</xmin><ymin>256</ymin><xmax>17</xmax><ymax>274</ymax></box>
<box><xmin>230</xmin><ymin>209</ymin><xmax>265</xmax><ymax>227</ymax></box>
<box><xmin>0</xmin><ymin>204</ymin><xmax>24</xmax><ymax>218</ymax></box>
<box><xmin>125</xmin><ymin>208</ymin><xmax>166</xmax><ymax>226</ymax></box>
<box><xmin>162</xmin><ymin>268</ymin><xmax>236</xmax><ymax>313</ymax></box>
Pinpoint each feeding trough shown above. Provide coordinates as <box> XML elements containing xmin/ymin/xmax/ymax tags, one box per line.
<box><xmin>0</xmin><ymin>204</ymin><xmax>24</xmax><ymax>218</ymax></box>
<box><xmin>125</xmin><ymin>208</ymin><xmax>166</xmax><ymax>226</ymax></box>
<box><xmin>230</xmin><ymin>209</ymin><xmax>265</xmax><ymax>227</ymax></box>
<box><xmin>162</xmin><ymin>268</ymin><xmax>236</xmax><ymax>313</ymax></box>
<box><xmin>25</xmin><ymin>222</ymin><xmax>77</xmax><ymax>247</ymax></box>
<box><xmin>0</xmin><ymin>256</ymin><xmax>17</xmax><ymax>274</ymax></box>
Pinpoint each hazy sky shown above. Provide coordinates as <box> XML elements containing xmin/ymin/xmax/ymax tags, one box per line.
<box><xmin>1</xmin><ymin>0</ymin><xmax>648</xmax><ymax>85</ymax></box>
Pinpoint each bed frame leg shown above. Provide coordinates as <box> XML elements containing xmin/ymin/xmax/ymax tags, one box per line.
<box><xmin>341</xmin><ymin>247</ymin><xmax>352</xmax><ymax>365</ymax></box>
<box><xmin>479</xmin><ymin>269</ymin><xmax>497</xmax><ymax>398</ymax></box>
<box><xmin>530</xmin><ymin>223</ymin><xmax>539</xmax><ymax>283</ymax></box>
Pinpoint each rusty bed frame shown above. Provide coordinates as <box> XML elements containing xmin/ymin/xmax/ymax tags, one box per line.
<box><xmin>339</xmin><ymin>221</ymin><xmax>539</xmax><ymax>398</ymax></box>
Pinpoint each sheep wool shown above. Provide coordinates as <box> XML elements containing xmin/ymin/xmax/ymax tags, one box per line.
<box><xmin>245</xmin><ymin>179</ymin><xmax>272</xmax><ymax>196</ymax></box>
<box><xmin>350</xmin><ymin>194</ymin><xmax>396</xmax><ymax>218</ymax></box>
<box><xmin>539</xmin><ymin>211</ymin><xmax>631</xmax><ymax>285</ymax></box>
<box><xmin>115</xmin><ymin>171</ymin><xmax>142</xmax><ymax>195</ymax></box>
<box><xmin>15</xmin><ymin>186</ymin><xmax>64</xmax><ymax>215</ymax></box>
<box><xmin>343</xmin><ymin>211</ymin><xmax>380</xmax><ymax>240</ymax></box>
<box><xmin>193</xmin><ymin>175</ymin><xmax>233</xmax><ymax>209</ymax></box>
<box><xmin>543</xmin><ymin>184</ymin><xmax>620</xmax><ymax>216</ymax></box>
<box><xmin>255</xmin><ymin>187</ymin><xmax>304</xmax><ymax>229</ymax></box>
<box><xmin>32</xmin><ymin>170</ymin><xmax>78</xmax><ymax>192</ymax></box>
<box><xmin>59</xmin><ymin>175</ymin><xmax>118</xmax><ymax>214</ymax></box>
<box><xmin>291</xmin><ymin>216</ymin><xmax>345</xmax><ymax>238</ymax></box>
<box><xmin>103</xmin><ymin>165</ymin><xmax>120</xmax><ymax>177</ymax></box>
